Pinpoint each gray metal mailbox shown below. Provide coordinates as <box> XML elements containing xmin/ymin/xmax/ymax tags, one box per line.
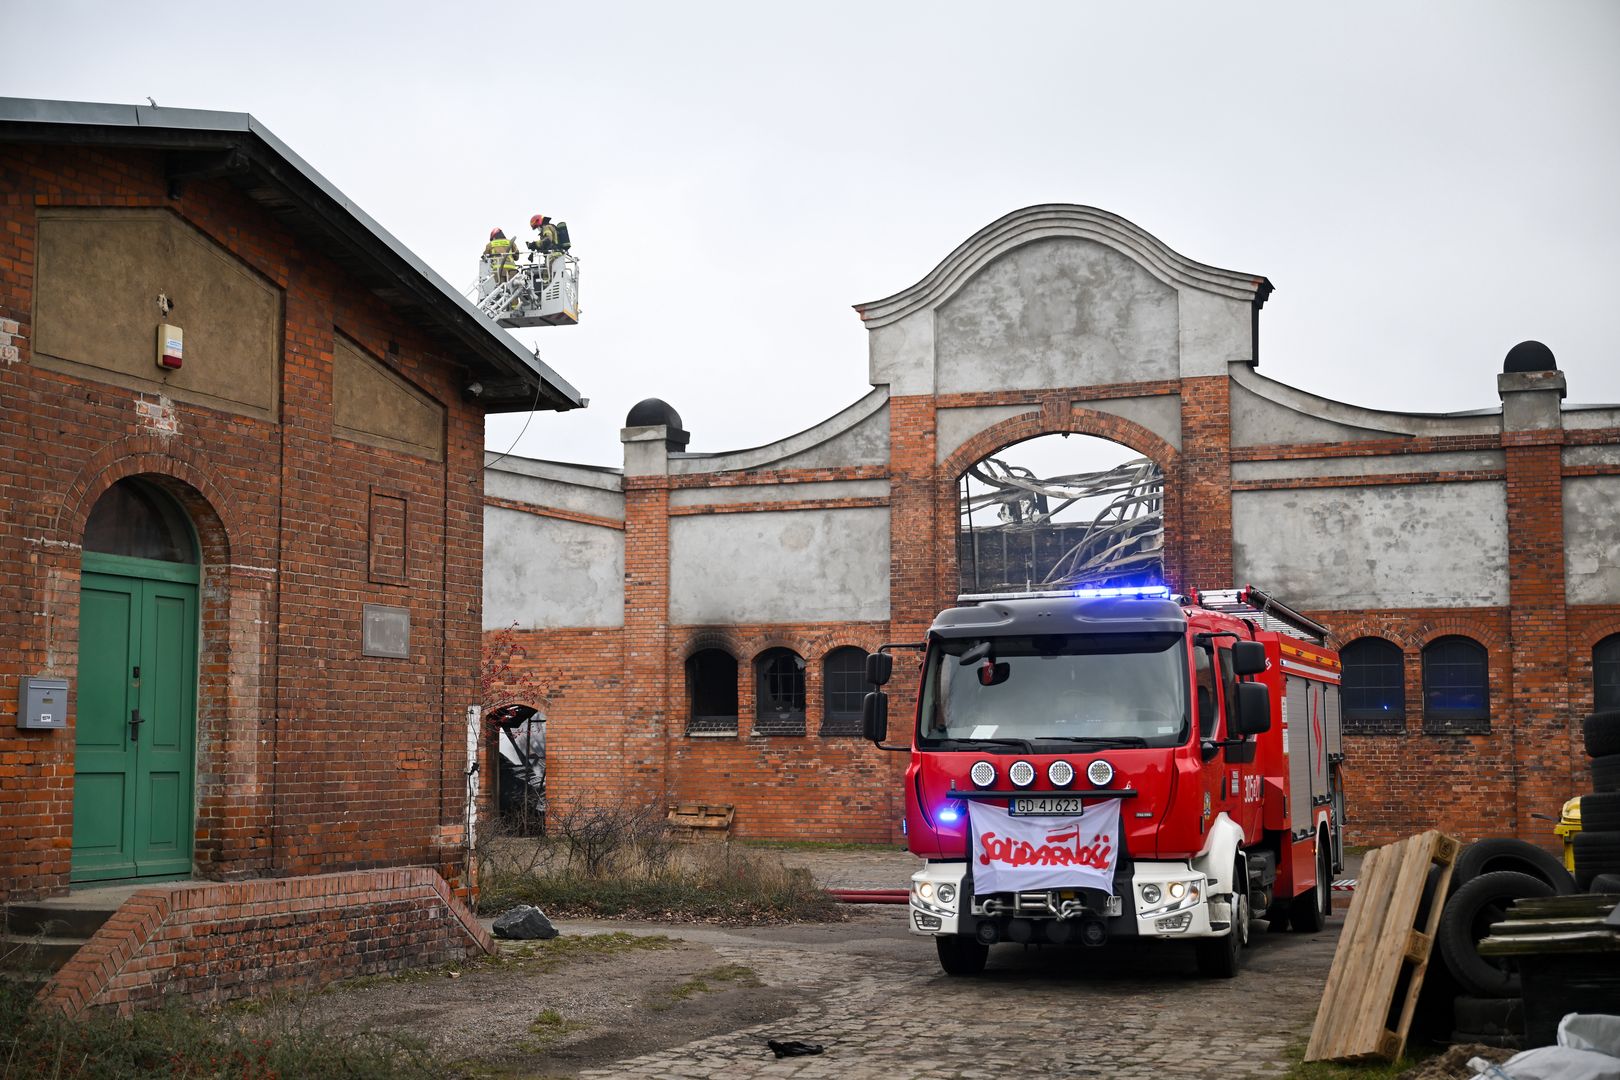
<box><xmin>18</xmin><ymin>677</ymin><xmax>68</xmax><ymax>730</ymax></box>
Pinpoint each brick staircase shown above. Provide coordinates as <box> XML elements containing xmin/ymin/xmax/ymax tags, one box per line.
<box><xmin>2</xmin><ymin>895</ymin><xmax>122</xmax><ymax>988</ymax></box>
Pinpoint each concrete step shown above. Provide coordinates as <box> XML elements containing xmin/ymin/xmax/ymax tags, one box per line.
<box><xmin>4</xmin><ymin>901</ymin><xmax>117</xmax><ymax>939</ymax></box>
<box><xmin>0</xmin><ymin>934</ymin><xmax>85</xmax><ymax>973</ymax></box>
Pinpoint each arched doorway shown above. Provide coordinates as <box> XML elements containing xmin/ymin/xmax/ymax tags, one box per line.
<box><xmin>72</xmin><ymin>478</ymin><xmax>200</xmax><ymax>883</ymax></box>
<box><xmin>957</xmin><ymin>432</ymin><xmax>1165</xmax><ymax>596</ymax></box>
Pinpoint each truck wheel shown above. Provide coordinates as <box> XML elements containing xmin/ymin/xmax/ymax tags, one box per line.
<box><xmin>1195</xmin><ymin>860</ymin><xmax>1249</xmax><ymax>978</ymax></box>
<box><xmin>935</xmin><ymin>935</ymin><xmax>988</xmax><ymax>976</ymax></box>
<box><xmin>1289</xmin><ymin>837</ymin><xmax>1332</xmax><ymax>933</ymax></box>
<box><xmin>1438</xmin><ymin>871</ymin><xmax>1553</xmax><ymax>997</ymax></box>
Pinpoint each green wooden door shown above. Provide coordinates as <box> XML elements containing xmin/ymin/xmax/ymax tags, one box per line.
<box><xmin>72</xmin><ymin>559</ymin><xmax>198</xmax><ymax>882</ymax></box>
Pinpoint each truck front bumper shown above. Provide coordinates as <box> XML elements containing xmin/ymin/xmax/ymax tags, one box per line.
<box><xmin>909</xmin><ymin>861</ymin><xmax>1216</xmax><ymax>941</ymax></box>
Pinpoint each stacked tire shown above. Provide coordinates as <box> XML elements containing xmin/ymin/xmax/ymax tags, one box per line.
<box><xmin>1430</xmin><ymin>839</ymin><xmax>1574</xmax><ymax>1049</ymax></box>
<box><xmin>1576</xmin><ymin>710</ymin><xmax>1620</xmax><ymax>889</ymax></box>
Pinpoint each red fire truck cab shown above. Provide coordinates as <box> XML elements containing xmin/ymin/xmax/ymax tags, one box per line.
<box><xmin>863</xmin><ymin>585</ymin><xmax>1344</xmax><ymax>978</ymax></box>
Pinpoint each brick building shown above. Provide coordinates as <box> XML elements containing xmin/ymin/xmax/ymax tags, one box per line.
<box><xmin>0</xmin><ymin>98</ymin><xmax>583</xmax><ymax>909</ymax></box>
<box><xmin>485</xmin><ymin>203</ymin><xmax>1619</xmax><ymax>849</ymax></box>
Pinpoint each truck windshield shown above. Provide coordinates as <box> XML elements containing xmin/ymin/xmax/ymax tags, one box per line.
<box><xmin>917</xmin><ymin>632</ymin><xmax>1189</xmax><ymax>749</ymax></box>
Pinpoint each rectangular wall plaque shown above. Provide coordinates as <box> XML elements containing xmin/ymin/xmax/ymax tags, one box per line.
<box><xmin>362</xmin><ymin>603</ymin><xmax>410</xmax><ymax>659</ymax></box>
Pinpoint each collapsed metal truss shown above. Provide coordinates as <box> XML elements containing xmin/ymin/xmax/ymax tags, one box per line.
<box><xmin>959</xmin><ymin>455</ymin><xmax>1165</xmax><ymax>593</ymax></box>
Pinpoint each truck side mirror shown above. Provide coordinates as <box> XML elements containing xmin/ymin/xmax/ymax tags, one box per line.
<box><xmin>865</xmin><ymin>651</ymin><xmax>892</xmax><ymax>687</ymax></box>
<box><xmin>1234</xmin><ymin>682</ymin><xmax>1271</xmax><ymax>736</ymax></box>
<box><xmin>862</xmin><ymin>691</ymin><xmax>889</xmax><ymax>743</ymax></box>
<box><xmin>1232</xmin><ymin>641</ymin><xmax>1266</xmax><ymax>676</ymax></box>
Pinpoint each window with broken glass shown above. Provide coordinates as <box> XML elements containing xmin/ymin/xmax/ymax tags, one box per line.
<box><xmin>685</xmin><ymin>648</ymin><xmax>738</xmax><ymax>736</ymax></box>
<box><xmin>754</xmin><ymin>648</ymin><xmax>806</xmax><ymax>737</ymax></box>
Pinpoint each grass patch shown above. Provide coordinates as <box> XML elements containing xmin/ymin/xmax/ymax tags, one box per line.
<box><xmin>647</xmin><ymin>964</ymin><xmax>762</xmax><ymax>1010</ymax></box>
<box><xmin>492</xmin><ymin>931</ymin><xmax>675</xmax><ymax>972</ymax></box>
<box><xmin>739</xmin><ymin>838</ymin><xmax>908</xmax><ymax>854</ymax></box>
<box><xmin>524</xmin><ymin>1008</ymin><xmax>590</xmax><ymax>1048</ymax></box>
<box><xmin>0</xmin><ymin>978</ymin><xmax>443</xmax><ymax>1079</ymax></box>
<box><xmin>1276</xmin><ymin>1035</ymin><xmax>1445</xmax><ymax>1080</ymax></box>
<box><xmin>478</xmin><ymin>841</ymin><xmax>845</xmax><ymax>925</ymax></box>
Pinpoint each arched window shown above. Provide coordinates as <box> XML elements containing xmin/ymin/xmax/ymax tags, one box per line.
<box><xmin>754</xmin><ymin>648</ymin><xmax>806</xmax><ymax>737</ymax></box>
<box><xmin>821</xmin><ymin>647</ymin><xmax>867</xmax><ymax>737</ymax></box>
<box><xmin>1341</xmin><ymin>637</ymin><xmax>1406</xmax><ymax>734</ymax></box>
<box><xmin>1422</xmin><ymin>636</ymin><xmax>1489</xmax><ymax>734</ymax></box>
<box><xmin>1596</xmin><ymin>635</ymin><xmax>1620</xmax><ymax>713</ymax></box>
<box><xmin>686</xmin><ymin>649</ymin><xmax>737</xmax><ymax>736</ymax></box>
<box><xmin>84</xmin><ymin>478</ymin><xmax>197</xmax><ymax>563</ymax></box>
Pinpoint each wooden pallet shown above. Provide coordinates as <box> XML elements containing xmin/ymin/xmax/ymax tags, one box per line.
<box><xmin>1306</xmin><ymin>830</ymin><xmax>1460</xmax><ymax>1063</ymax></box>
<box><xmin>666</xmin><ymin>803</ymin><xmax>734</xmax><ymax>841</ymax></box>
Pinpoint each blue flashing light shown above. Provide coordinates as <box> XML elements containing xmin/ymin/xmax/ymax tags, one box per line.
<box><xmin>937</xmin><ymin>804</ymin><xmax>962</xmax><ymax>824</ymax></box>
<box><xmin>1069</xmin><ymin>584</ymin><xmax>1171</xmax><ymax>599</ymax></box>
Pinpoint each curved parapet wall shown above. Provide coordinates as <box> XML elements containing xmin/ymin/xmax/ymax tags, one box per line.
<box><xmin>855</xmin><ymin>204</ymin><xmax>1271</xmax><ymax>326</ymax></box>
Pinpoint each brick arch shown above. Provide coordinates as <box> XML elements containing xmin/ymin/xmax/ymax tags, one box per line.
<box><xmin>1327</xmin><ymin>620</ymin><xmax>1422</xmax><ymax>652</ymax></box>
<box><xmin>734</xmin><ymin>631</ymin><xmax>811</xmax><ymax>663</ymax></box>
<box><xmin>678</xmin><ymin>630</ymin><xmax>743</xmax><ymax>662</ymax></box>
<box><xmin>799</xmin><ymin>627</ymin><xmax>887</xmax><ymax>661</ymax></box>
<box><xmin>936</xmin><ymin>406</ymin><xmax>1184</xmax><ymax>599</ymax></box>
<box><xmin>1578</xmin><ymin>620</ymin><xmax>1620</xmax><ymax>652</ymax></box>
<box><xmin>939</xmin><ymin>406</ymin><xmax>1180</xmax><ymax>481</ymax></box>
<box><xmin>54</xmin><ymin>436</ymin><xmax>248</xmax><ymax>560</ymax></box>
<box><xmin>1411</xmin><ymin>618</ymin><xmax>1507</xmax><ymax>651</ymax></box>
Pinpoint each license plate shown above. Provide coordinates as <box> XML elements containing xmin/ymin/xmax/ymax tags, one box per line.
<box><xmin>1009</xmin><ymin>796</ymin><xmax>1085</xmax><ymax>816</ymax></box>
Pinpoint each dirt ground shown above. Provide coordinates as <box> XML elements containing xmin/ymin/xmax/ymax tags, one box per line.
<box><xmin>249</xmin><ymin>848</ymin><xmax>922</xmax><ymax>1078</ymax></box>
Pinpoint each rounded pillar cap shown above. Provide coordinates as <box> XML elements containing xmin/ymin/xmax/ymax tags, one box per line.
<box><xmin>1503</xmin><ymin>340</ymin><xmax>1557</xmax><ymax>373</ymax></box>
<box><xmin>626</xmin><ymin>397</ymin><xmax>684</xmax><ymax>430</ymax></box>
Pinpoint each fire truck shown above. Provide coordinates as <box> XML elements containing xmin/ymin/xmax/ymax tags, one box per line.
<box><xmin>862</xmin><ymin>584</ymin><xmax>1344</xmax><ymax>978</ymax></box>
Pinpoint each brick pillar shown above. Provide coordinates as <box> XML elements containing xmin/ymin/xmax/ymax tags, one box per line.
<box><xmin>1178</xmin><ymin>375</ymin><xmax>1234</xmax><ymax>592</ymax></box>
<box><xmin>1499</xmin><ymin>368</ymin><xmax>1571</xmax><ymax>843</ymax></box>
<box><xmin>621</xmin><ymin>422</ymin><xmax>679</xmax><ymax>804</ymax></box>
<box><xmin>889</xmin><ymin>394</ymin><xmax>940</xmax><ymax>634</ymax></box>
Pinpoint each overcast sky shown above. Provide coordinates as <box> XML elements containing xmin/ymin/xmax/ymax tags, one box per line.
<box><xmin>7</xmin><ymin>2</ymin><xmax>1617</xmax><ymax>469</ymax></box>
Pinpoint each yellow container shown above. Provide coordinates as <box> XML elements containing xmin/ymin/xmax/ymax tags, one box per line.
<box><xmin>1553</xmin><ymin>795</ymin><xmax>1583</xmax><ymax>871</ymax></box>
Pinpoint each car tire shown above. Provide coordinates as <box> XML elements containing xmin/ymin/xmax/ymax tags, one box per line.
<box><xmin>1579</xmin><ymin>792</ymin><xmax>1620</xmax><ymax>833</ymax></box>
<box><xmin>1438</xmin><ymin>871</ymin><xmax>1554</xmax><ymax>998</ymax></box>
<box><xmin>1592</xmin><ymin>754</ymin><xmax>1620</xmax><ymax>794</ymax></box>
<box><xmin>1572</xmin><ymin>830</ymin><xmax>1620</xmax><ymax>890</ymax></box>
<box><xmin>1585</xmin><ymin>711</ymin><xmax>1620</xmax><ymax>758</ymax></box>
<box><xmin>1453</xmin><ymin>838</ymin><xmax>1575</xmax><ymax>895</ymax></box>
<box><xmin>1587</xmin><ymin>872</ymin><xmax>1620</xmax><ymax>894</ymax></box>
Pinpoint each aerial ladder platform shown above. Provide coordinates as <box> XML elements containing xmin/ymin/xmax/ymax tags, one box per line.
<box><xmin>474</xmin><ymin>247</ymin><xmax>579</xmax><ymax>328</ymax></box>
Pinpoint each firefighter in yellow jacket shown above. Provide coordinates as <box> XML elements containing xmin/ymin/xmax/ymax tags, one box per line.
<box><xmin>527</xmin><ymin>214</ymin><xmax>562</xmax><ymax>280</ymax></box>
<box><xmin>483</xmin><ymin>227</ymin><xmax>518</xmax><ymax>284</ymax></box>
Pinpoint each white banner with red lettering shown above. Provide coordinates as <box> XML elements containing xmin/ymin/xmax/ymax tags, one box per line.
<box><xmin>968</xmin><ymin>799</ymin><xmax>1121</xmax><ymax>895</ymax></box>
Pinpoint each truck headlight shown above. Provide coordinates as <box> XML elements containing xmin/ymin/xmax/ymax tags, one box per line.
<box><xmin>1141</xmin><ymin>883</ymin><xmax>1162</xmax><ymax>905</ymax></box>
<box><xmin>938</xmin><ymin>883</ymin><xmax>956</xmax><ymax>904</ymax></box>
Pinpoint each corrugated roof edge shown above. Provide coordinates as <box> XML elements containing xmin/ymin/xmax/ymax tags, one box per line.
<box><xmin>0</xmin><ymin>96</ymin><xmax>583</xmax><ymax>411</ymax></box>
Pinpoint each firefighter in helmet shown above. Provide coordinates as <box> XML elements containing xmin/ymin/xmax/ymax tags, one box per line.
<box><xmin>483</xmin><ymin>227</ymin><xmax>518</xmax><ymax>284</ymax></box>
<box><xmin>527</xmin><ymin>213</ymin><xmax>562</xmax><ymax>280</ymax></box>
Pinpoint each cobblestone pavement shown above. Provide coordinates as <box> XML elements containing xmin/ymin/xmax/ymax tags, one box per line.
<box><xmin>572</xmin><ymin>893</ymin><xmax>1346</xmax><ymax>1079</ymax></box>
